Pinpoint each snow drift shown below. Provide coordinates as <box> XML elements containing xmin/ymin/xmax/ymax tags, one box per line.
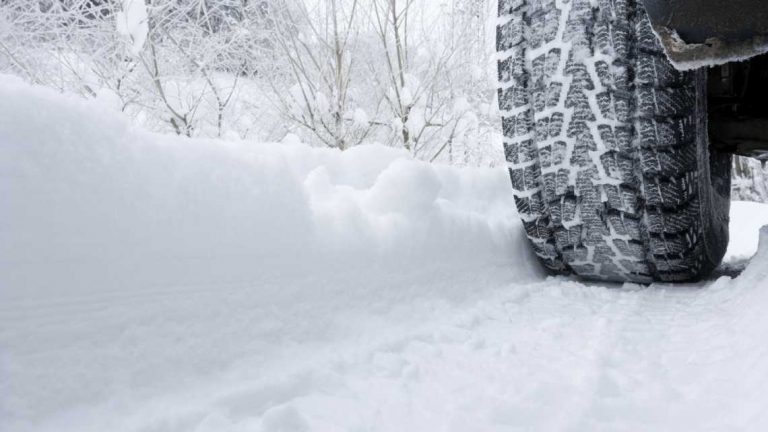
<box><xmin>0</xmin><ymin>76</ymin><xmax>537</xmax><ymax>431</ymax></box>
<box><xmin>0</xmin><ymin>75</ymin><xmax>535</xmax><ymax>300</ymax></box>
<box><xmin>3</xmin><ymin>77</ymin><xmax>768</xmax><ymax>432</ymax></box>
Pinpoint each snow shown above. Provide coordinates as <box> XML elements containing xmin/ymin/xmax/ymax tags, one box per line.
<box><xmin>352</xmin><ymin>108</ymin><xmax>369</xmax><ymax>127</ymax></box>
<box><xmin>725</xmin><ymin>201</ymin><xmax>768</xmax><ymax>262</ymax></box>
<box><xmin>0</xmin><ymin>74</ymin><xmax>524</xmax><ymax>299</ymax></box>
<box><xmin>453</xmin><ymin>96</ymin><xmax>471</xmax><ymax>115</ymax></box>
<box><xmin>400</xmin><ymin>86</ymin><xmax>414</xmax><ymax>107</ymax></box>
<box><xmin>115</xmin><ymin>0</ymin><xmax>148</xmax><ymax>56</ymax></box>
<box><xmin>3</xmin><ymin>77</ymin><xmax>768</xmax><ymax>432</ymax></box>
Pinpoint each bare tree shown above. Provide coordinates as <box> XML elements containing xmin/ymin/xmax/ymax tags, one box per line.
<box><xmin>366</xmin><ymin>0</ymin><xmax>497</xmax><ymax>163</ymax></box>
<box><xmin>265</xmin><ymin>0</ymin><xmax>375</xmax><ymax>150</ymax></box>
<box><xmin>0</xmin><ymin>0</ymin><xmax>504</xmax><ymax>164</ymax></box>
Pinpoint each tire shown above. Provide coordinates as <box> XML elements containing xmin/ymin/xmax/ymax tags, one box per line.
<box><xmin>496</xmin><ymin>0</ymin><xmax>732</xmax><ymax>283</ymax></box>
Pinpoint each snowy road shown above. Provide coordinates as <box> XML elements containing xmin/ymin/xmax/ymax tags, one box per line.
<box><xmin>4</xmin><ymin>242</ymin><xmax>768</xmax><ymax>432</ymax></box>
<box><xmin>4</xmin><ymin>78</ymin><xmax>768</xmax><ymax>432</ymax></box>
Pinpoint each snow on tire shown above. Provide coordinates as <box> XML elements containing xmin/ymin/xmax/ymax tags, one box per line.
<box><xmin>496</xmin><ymin>0</ymin><xmax>732</xmax><ymax>283</ymax></box>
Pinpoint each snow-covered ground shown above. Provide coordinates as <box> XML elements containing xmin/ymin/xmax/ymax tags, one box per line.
<box><xmin>3</xmin><ymin>77</ymin><xmax>768</xmax><ymax>432</ymax></box>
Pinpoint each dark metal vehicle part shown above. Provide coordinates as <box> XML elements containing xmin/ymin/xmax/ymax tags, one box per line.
<box><xmin>643</xmin><ymin>0</ymin><xmax>768</xmax><ymax>67</ymax></box>
<box><xmin>708</xmin><ymin>54</ymin><xmax>768</xmax><ymax>160</ymax></box>
<box><xmin>643</xmin><ymin>0</ymin><xmax>768</xmax><ymax>161</ymax></box>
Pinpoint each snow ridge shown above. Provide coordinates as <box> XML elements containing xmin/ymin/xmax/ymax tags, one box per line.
<box><xmin>0</xmin><ymin>74</ymin><xmax>533</xmax><ymax>297</ymax></box>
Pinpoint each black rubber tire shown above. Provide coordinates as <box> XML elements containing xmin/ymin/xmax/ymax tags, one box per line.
<box><xmin>496</xmin><ymin>0</ymin><xmax>732</xmax><ymax>283</ymax></box>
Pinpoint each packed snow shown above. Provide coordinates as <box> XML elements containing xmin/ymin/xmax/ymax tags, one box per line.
<box><xmin>3</xmin><ymin>77</ymin><xmax>768</xmax><ymax>432</ymax></box>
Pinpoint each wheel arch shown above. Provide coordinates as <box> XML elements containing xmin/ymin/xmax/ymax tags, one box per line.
<box><xmin>642</xmin><ymin>0</ymin><xmax>768</xmax><ymax>68</ymax></box>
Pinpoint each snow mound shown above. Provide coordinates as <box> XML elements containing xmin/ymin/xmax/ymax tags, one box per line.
<box><xmin>0</xmin><ymin>75</ymin><xmax>535</xmax><ymax>300</ymax></box>
<box><xmin>725</xmin><ymin>201</ymin><xmax>768</xmax><ymax>262</ymax></box>
<box><xmin>0</xmin><ymin>76</ymin><xmax>540</xmax><ymax>432</ymax></box>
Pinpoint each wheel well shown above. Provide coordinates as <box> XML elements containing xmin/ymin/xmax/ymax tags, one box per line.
<box><xmin>708</xmin><ymin>53</ymin><xmax>768</xmax><ymax>160</ymax></box>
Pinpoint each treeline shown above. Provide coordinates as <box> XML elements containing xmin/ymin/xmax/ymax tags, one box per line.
<box><xmin>0</xmin><ymin>0</ymin><xmax>501</xmax><ymax>165</ymax></box>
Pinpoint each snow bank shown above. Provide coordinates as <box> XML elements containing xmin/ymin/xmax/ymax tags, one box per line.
<box><xmin>725</xmin><ymin>201</ymin><xmax>768</xmax><ymax>261</ymax></box>
<box><xmin>0</xmin><ymin>74</ymin><xmax>534</xmax><ymax>297</ymax></box>
<box><xmin>0</xmin><ymin>76</ymin><xmax>539</xmax><ymax>432</ymax></box>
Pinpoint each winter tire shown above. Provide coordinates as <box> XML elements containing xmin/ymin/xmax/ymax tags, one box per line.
<box><xmin>496</xmin><ymin>0</ymin><xmax>732</xmax><ymax>283</ymax></box>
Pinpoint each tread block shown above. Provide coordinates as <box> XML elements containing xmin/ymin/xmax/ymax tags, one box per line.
<box><xmin>542</xmin><ymin>4</ymin><xmax>561</xmax><ymax>44</ymax></box>
<box><xmin>548</xmin><ymin>113</ymin><xmax>565</xmax><ymax>138</ymax></box>
<box><xmin>562</xmin><ymin>244</ymin><xmax>589</xmax><ymax>262</ymax></box>
<box><xmin>542</xmin><ymin>172</ymin><xmax>558</xmax><ymax>202</ymax></box>
<box><xmin>646</xmin><ymin>198</ymin><xmax>701</xmax><ymax>234</ymax></box>
<box><xmin>524</xmin><ymin>218</ymin><xmax>554</xmax><ymax>240</ymax></box>
<box><xmin>607</xmin><ymin>214</ymin><xmax>642</xmax><ymax>238</ymax></box>
<box><xmin>514</xmin><ymin>190</ymin><xmax>546</xmax><ymax>217</ymax></box>
<box><xmin>594</xmin><ymin>244</ymin><xmax>617</xmax><ymax>263</ymax></box>
<box><xmin>532</xmin><ymin>54</ymin><xmax>546</xmax><ymax>85</ymax></box>
<box><xmin>535</xmin><ymin>117</ymin><xmax>550</xmax><ymax>141</ymax></box>
<box><xmin>639</xmin><ymin>145</ymin><xmax>697</xmax><ymax>177</ymax></box>
<box><xmin>498</xmin><ymin>85</ymin><xmax>529</xmax><ymax>111</ymax></box>
<box><xmin>600</xmin><ymin>151</ymin><xmax>635</xmax><ymax>184</ymax></box>
<box><xmin>546</xmin><ymin>82</ymin><xmax>563</xmax><ymax>108</ymax></box>
<box><xmin>635</xmin><ymin>12</ymin><xmax>662</xmax><ymax>53</ymax></box>
<box><xmin>502</xmin><ymin>116</ymin><xmax>517</xmax><ymax>141</ymax></box>
<box><xmin>515</xmin><ymin>110</ymin><xmax>534</xmax><ymax>136</ymax></box>
<box><xmin>637</xmin><ymin>85</ymin><xmax>696</xmax><ymax>117</ymax></box>
<box><xmin>604</xmin><ymin>185</ymin><xmax>640</xmax><ymax>212</ymax></box>
<box><xmin>596</xmin><ymin>92</ymin><xmax>614</xmax><ymax>119</ymax></box>
<box><xmin>612</xmin><ymin>239</ymin><xmax>646</xmax><ymax>258</ymax></box>
<box><xmin>649</xmin><ymin>233</ymin><xmax>693</xmax><ymax>255</ymax></box>
<box><xmin>497</xmin><ymin>18</ymin><xmax>526</xmax><ymax>51</ymax></box>
<box><xmin>498</xmin><ymin>47</ymin><xmax>527</xmax><ymax>85</ymax></box>
<box><xmin>619</xmin><ymin>259</ymin><xmax>653</xmax><ymax>278</ymax></box>
<box><xmin>644</xmin><ymin>172</ymin><xmax>697</xmax><ymax>208</ymax></box>
<box><xmin>498</xmin><ymin>0</ymin><xmax>525</xmax><ymax>15</ymax></box>
<box><xmin>595</xmin><ymin>60</ymin><xmax>612</xmax><ymax>89</ymax></box>
<box><xmin>545</xmin><ymin>49</ymin><xmax>562</xmax><ymax>79</ymax></box>
<box><xmin>551</xmin><ymin>140</ymin><xmax>567</xmax><ymax>165</ymax></box>
<box><xmin>636</xmin><ymin>117</ymin><xmax>696</xmax><ymax>149</ymax></box>
<box><xmin>636</xmin><ymin>53</ymin><xmax>688</xmax><ymax>87</ymax></box>
<box><xmin>612</xmin><ymin>27</ymin><xmax>632</xmax><ymax>60</ymax></box>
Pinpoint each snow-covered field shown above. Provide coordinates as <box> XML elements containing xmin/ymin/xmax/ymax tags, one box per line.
<box><xmin>3</xmin><ymin>77</ymin><xmax>768</xmax><ymax>432</ymax></box>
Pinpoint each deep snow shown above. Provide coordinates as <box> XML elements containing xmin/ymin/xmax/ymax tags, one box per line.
<box><xmin>3</xmin><ymin>77</ymin><xmax>768</xmax><ymax>432</ymax></box>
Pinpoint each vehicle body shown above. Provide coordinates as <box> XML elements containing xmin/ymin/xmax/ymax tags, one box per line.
<box><xmin>496</xmin><ymin>0</ymin><xmax>768</xmax><ymax>282</ymax></box>
<box><xmin>643</xmin><ymin>0</ymin><xmax>768</xmax><ymax>69</ymax></box>
<box><xmin>644</xmin><ymin>0</ymin><xmax>768</xmax><ymax>161</ymax></box>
